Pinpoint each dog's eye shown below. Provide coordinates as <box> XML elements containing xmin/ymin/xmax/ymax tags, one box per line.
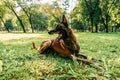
<box><xmin>56</xmin><ymin>25</ymin><xmax>61</xmax><ymax>30</ymax></box>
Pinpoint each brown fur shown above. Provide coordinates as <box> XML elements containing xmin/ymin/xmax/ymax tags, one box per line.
<box><xmin>32</xmin><ymin>15</ymin><xmax>92</xmax><ymax>65</ymax></box>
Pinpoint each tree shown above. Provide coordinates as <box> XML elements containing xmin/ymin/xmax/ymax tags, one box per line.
<box><xmin>3</xmin><ymin>0</ymin><xmax>26</xmax><ymax>33</ymax></box>
<box><xmin>71</xmin><ymin>0</ymin><xmax>101</xmax><ymax>32</ymax></box>
<box><xmin>71</xmin><ymin>18</ymin><xmax>86</xmax><ymax>31</ymax></box>
<box><xmin>40</xmin><ymin>3</ymin><xmax>64</xmax><ymax>28</ymax></box>
<box><xmin>31</xmin><ymin>13</ymin><xmax>48</xmax><ymax>31</ymax></box>
<box><xmin>41</xmin><ymin>3</ymin><xmax>63</xmax><ymax>22</ymax></box>
<box><xmin>107</xmin><ymin>0</ymin><xmax>120</xmax><ymax>32</ymax></box>
<box><xmin>99</xmin><ymin>0</ymin><xmax>119</xmax><ymax>32</ymax></box>
<box><xmin>84</xmin><ymin>0</ymin><xmax>100</xmax><ymax>32</ymax></box>
<box><xmin>17</xmin><ymin>0</ymin><xmax>41</xmax><ymax>33</ymax></box>
<box><xmin>71</xmin><ymin>0</ymin><xmax>120</xmax><ymax>32</ymax></box>
<box><xmin>0</xmin><ymin>5</ymin><xmax>5</xmax><ymax>29</ymax></box>
<box><xmin>16</xmin><ymin>12</ymin><xmax>29</xmax><ymax>31</ymax></box>
<box><xmin>4</xmin><ymin>19</ymin><xmax>13</xmax><ymax>32</ymax></box>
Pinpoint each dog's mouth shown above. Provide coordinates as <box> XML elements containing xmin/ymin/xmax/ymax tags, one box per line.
<box><xmin>51</xmin><ymin>33</ymin><xmax>62</xmax><ymax>45</ymax></box>
<box><xmin>57</xmin><ymin>33</ymin><xmax>62</xmax><ymax>40</ymax></box>
<box><xmin>48</xmin><ymin>29</ymin><xmax>68</xmax><ymax>41</ymax></box>
<box><xmin>48</xmin><ymin>30</ymin><xmax>57</xmax><ymax>34</ymax></box>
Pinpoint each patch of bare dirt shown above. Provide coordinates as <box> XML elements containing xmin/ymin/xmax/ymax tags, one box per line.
<box><xmin>0</xmin><ymin>33</ymin><xmax>41</xmax><ymax>41</ymax></box>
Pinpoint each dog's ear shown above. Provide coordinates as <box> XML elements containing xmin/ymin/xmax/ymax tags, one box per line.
<box><xmin>62</xmin><ymin>15</ymin><xmax>68</xmax><ymax>27</ymax></box>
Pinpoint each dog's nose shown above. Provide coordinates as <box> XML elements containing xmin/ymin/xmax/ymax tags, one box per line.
<box><xmin>48</xmin><ymin>31</ymin><xmax>51</xmax><ymax>34</ymax></box>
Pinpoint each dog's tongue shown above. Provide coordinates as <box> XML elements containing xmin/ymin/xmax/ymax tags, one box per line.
<box><xmin>55</xmin><ymin>34</ymin><xmax>62</xmax><ymax>42</ymax></box>
<box><xmin>58</xmin><ymin>34</ymin><xmax>62</xmax><ymax>39</ymax></box>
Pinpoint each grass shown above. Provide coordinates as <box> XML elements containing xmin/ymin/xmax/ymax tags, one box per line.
<box><xmin>0</xmin><ymin>32</ymin><xmax>120</xmax><ymax>80</ymax></box>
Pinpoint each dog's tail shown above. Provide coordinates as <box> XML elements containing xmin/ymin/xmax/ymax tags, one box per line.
<box><xmin>32</xmin><ymin>42</ymin><xmax>38</xmax><ymax>50</ymax></box>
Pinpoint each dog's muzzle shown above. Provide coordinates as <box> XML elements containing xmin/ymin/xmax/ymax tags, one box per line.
<box><xmin>48</xmin><ymin>30</ymin><xmax>57</xmax><ymax>34</ymax></box>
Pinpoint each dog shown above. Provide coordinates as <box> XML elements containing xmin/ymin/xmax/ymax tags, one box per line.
<box><xmin>32</xmin><ymin>15</ymin><xmax>92</xmax><ymax>65</ymax></box>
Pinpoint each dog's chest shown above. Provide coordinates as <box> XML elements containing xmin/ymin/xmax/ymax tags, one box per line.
<box><xmin>64</xmin><ymin>38</ymin><xmax>79</xmax><ymax>54</ymax></box>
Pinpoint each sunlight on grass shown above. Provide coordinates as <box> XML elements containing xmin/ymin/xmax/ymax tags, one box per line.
<box><xmin>0</xmin><ymin>60</ymin><xmax>3</xmax><ymax>72</ymax></box>
<box><xmin>0</xmin><ymin>32</ymin><xmax>120</xmax><ymax>79</ymax></box>
<box><xmin>26</xmin><ymin>60</ymin><xmax>55</xmax><ymax>77</ymax></box>
<box><xmin>99</xmin><ymin>36</ymin><xmax>118</xmax><ymax>40</ymax></box>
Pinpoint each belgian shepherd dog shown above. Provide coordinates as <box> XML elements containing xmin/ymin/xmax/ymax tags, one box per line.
<box><xmin>32</xmin><ymin>15</ymin><xmax>92</xmax><ymax>64</ymax></box>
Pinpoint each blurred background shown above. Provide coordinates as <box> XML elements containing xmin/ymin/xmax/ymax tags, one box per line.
<box><xmin>0</xmin><ymin>0</ymin><xmax>120</xmax><ymax>33</ymax></box>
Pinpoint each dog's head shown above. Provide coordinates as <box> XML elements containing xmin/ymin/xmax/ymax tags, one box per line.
<box><xmin>48</xmin><ymin>15</ymin><xmax>69</xmax><ymax>40</ymax></box>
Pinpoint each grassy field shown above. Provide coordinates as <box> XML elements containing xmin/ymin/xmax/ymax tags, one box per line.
<box><xmin>0</xmin><ymin>32</ymin><xmax>120</xmax><ymax>80</ymax></box>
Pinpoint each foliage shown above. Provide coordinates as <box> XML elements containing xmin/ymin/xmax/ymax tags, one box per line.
<box><xmin>3</xmin><ymin>0</ymin><xmax>26</xmax><ymax>33</ymax></box>
<box><xmin>71</xmin><ymin>0</ymin><xmax>120</xmax><ymax>32</ymax></box>
<box><xmin>4</xmin><ymin>19</ymin><xmax>13</xmax><ymax>32</ymax></box>
<box><xmin>40</xmin><ymin>3</ymin><xmax>64</xmax><ymax>23</ymax></box>
<box><xmin>71</xmin><ymin>18</ymin><xmax>86</xmax><ymax>31</ymax></box>
<box><xmin>100</xmin><ymin>0</ymin><xmax>120</xmax><ymax>32</ymax></box>
<box><xmin>16</xmin><ymin>0</ymin><xmax>41</xmax><ymax>33</ymax></box>
<box><xmin>15</xmin><ymin>13</ymin><xmax>29</xmax><ymax>30</ymax></box>
<box><xmin>0</xmin><ymin>0</ymin><xmax>120</xmax><ymax>32</ymax></box>
<box><xmin>49</xmin><ymin>17</ymin><xmax>59</xmax><ymax>29</ymax></box>
<box><xmin>0</xmin><ymin>3</ymin><xmax>8</xmax><ymax>31</ymax></box>
<box><xmin>0</xmin><ymin>32</ymin><xmax>120</xmax><ymax>79</ymax></box>
<box><xmin>31</xmin><ymin>13</ymin><xmax>48</xmax><ymax>31</ymax></box>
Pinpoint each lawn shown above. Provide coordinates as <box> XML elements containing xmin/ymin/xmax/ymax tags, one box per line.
<box><xmin>0</xmin><ymin>32</ymin><xmax>120</xmax><ymax>80</ymax></box>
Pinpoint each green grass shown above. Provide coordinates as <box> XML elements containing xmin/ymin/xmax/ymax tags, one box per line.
<box><xmin>0</xmin><ymin>32</ymin><xmax>120</xmax><ymax>80</ymax></box>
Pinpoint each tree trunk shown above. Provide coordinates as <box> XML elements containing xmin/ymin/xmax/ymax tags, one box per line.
<box><xmin>95</xmin><ymin>24</ymin><xmax>98</xmax><ymax>33</ymax></box>
<box><xmin>105</xmin><ymin>25</ymin><xmax>109</xmax><ymax>33</ymax></box>
<box><xmin>11</xmin><ymin>8</ymin><xmax>26</xmax><ymax>33</ymax></box>
<box><xmin>4</xmin><ymin>1</ymin><xmax>26</xmax><ymax>32</ymax></box>
<box><xmin>4</xmin><ymin>24</ymin><xmax>10</xmax><ymax>32</ymax></box>
<box><xmin>88</xmin><ymin>26</ymin><xmax>91</xmax><ymax>32</ymax></box>
<box><xmin>0</xmin><ymin>18</ymin><xmax>5</xmax><ymax>25</ymax></box>
<box><xmin>115</xmin><ymin>26</ymin><xmax>117</xmax><ymax>32</ymax></box>
<box><xmin>111</xmin><ymin>26</ymin><xmax>114</xmax><ymax>32</ymax></box>
<box><xmin>29</xmin><ymin>14</ymin><xmax>34</xmax><ymax>33</ymax></box>
<box><xmin>90</xmin><ymin>15</ymin><xmax>94</xmax><ymax>33</ymax></box>
<box><xmin>105</xmin><ymin>14</ymin><xmax>109</xmax><ymax>33</ymax></box>
<box><xmin>101</xmin><ymin>17</ymin><xmax>109</xmax><ymax>33</ymax></box>
<box><xmin>6</xmin><ymin>27</ymin><xmax>10</xmax><ymax>32</ymax></box>
<box><xmin>0</xmin><ymin>18</ymin><xmax>9</xmax><ymax>32</ymax></box>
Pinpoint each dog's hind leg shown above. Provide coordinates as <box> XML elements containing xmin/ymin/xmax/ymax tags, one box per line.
<box><xmin>77</xmin><ymin>52</ymin><xmax>102</xmax><ymax>62</ymax></box>
<box><xmin>40</xmin><ymin>39</ymin><xmax>52</xmax><ymax>54</ymax></box>
<box><xmin>76</xmin><ymin>53</ymin><xmax>88</xmax><ymax>59</ymax></box>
